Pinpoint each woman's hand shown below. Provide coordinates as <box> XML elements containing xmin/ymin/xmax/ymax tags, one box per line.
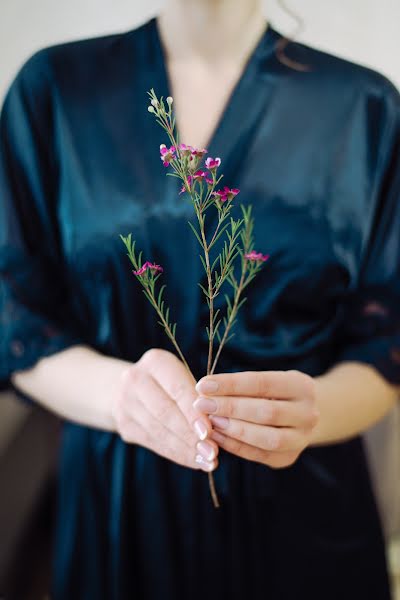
<box><xmin>194</xmin><ymin>370</ymin><xmax>319</xmax><ymax>468</ymax></box>
<box><xmin>112</xmin><ymin>348</ymin><xmax>219</xmax><ymax>472</ymax></box>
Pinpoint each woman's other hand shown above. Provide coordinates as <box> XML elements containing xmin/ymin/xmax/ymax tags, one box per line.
<box><xmin>194</xmin><ymin>370</ymin><xmax>319</xmax><ymax>468</ymax></box>
<box><xmin>112</xmin><ymin>348</ymin><xmax>219</xmax><ymax>472</ymax></box>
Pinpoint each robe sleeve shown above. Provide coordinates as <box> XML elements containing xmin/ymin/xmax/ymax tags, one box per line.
<box><xmin>334</xmin><ymin>78</ymin><xmax>400</xmax><ymax>384</ymax></box>
<box><xmin>0</xmin><ymin>51</ymin><xmax>84</xmax><ymax>390</ymax></box>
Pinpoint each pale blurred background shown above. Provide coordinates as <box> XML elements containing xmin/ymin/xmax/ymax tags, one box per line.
<box><xmin>0</xmin><ymin>1</ymin><xmax>399</xmax><ymax>598</ymax></box>
<box><xmin>1</xmin><ymin>0</ymin><xmax>400</xmax><ymax>98</ymax></box>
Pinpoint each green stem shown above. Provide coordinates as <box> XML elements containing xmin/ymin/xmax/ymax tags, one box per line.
<box><xmin>210</xmin><ymin>263</ymin><xmax>247</xmax><ymax>375</ymax></box>
<box><xmin>198</xmin><ymin>214</ymin><xmax>214</xmax><ymax>375</ymax></box>
<box><xmin>145</xmin><ymin>284</ymin><xmax>192</xmax><ymax>376</ymax></box>
<box><xmin>149</xmin><ymin>96</ymin><xmax>221</xmax><ymax>508</ymax></box>
<box><xmin>208</xmin><ymin>216</ymin><xmax>223</xmax><ymax>249</ymax></box>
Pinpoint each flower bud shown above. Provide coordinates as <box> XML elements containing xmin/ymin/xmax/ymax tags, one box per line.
<box><xmin>151</xmin><ymin>98</ymin><xmax>159</xmax><ymax>107</ymax></box>
<box><xmin>166</xmin><ymin>96</ymin><xmax>173</xmax><ymax>106</ymax></box>
<box><xmin>148</xmin><ymin>106</ymin><xmax>155</xmax><ymax>113</ymax></box>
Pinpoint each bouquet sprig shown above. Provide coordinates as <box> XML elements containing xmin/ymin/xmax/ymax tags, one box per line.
<box><xmin>121</xmin><ymin>89</ymin><xmax>269</xmax><ymax>507</ymax></box>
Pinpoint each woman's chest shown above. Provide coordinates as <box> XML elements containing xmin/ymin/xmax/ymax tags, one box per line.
<box><xmin>54</xmin><ymin>91</ymin><xmax>374</xmax><ymax>337</ymax></box>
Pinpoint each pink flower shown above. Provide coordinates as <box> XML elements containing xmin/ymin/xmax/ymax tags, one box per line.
<box><xmin>244</xmin><ymin>251</ymin><xmax>270</xmax><ymax>262</ymax></box>
<box><xmin>213</xmin><ymin>186</ymin><xmax>240</xmax><ymax>202</ymax></box>
<box><xmin>133</xmin><ymin>261</ymin><xmax>164</xmax><ymax>276</ymax></box>
<box><xmin>205</xmin><ymin>157</ymin><xmax>221</xmax><ymax>170</ymax></box>
<box><xmin>192</xmin><ymin>148</ymin><xmax>208</xmax><ymax>159</ymax></box>
<box><xmin>193</xmin><ymin>170</ymin><xmax>213</xmax><ymax>185</ymax></box>
<box><xmin>160</xmin><ymin>144</ymin><xmax>176</xmax><ymax>167</ymax></box>
<box><xmin>180</xmin><ymin>171</ymin><xmax>212</xmax><ymax>194</ymax></box>
<box><xmin>178</xmin><ymin>143</ymin><xmax>194</xmax><ymax>157</ymax></box>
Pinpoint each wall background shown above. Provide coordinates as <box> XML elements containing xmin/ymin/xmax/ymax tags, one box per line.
<box><xmin>1</xmin><ymin>0</ymin><xmax>400</xmax><ymax>103</ymax></box>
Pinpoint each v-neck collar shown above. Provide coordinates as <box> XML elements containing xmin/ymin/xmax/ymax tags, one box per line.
<box><xmin>147</xmin><ymin>16</ymin><xmax>282</xmax><ymax>165</ymax></box>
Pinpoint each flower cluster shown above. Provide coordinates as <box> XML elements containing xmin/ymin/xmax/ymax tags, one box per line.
<box><xmin>213</xmin><ymin>186</ymin><xmax>240</xmax><ymax>203</ymax></box>
<box><xmin>244</xmin><ymin>251</ymin><xmax>270</xmax><ymax>262</ymax></box>
<box><xmin>179</xmin><ymin>169</ymin><xmax>214</xmax><ymax>194</ymax></box>
<box><xmin>179</xmin><ymin>144</ymin><xmax>208</xmax><ymax>161</ymax></box>
<box><xmin>133</xmin><ymin>261</ymin><xmax>164</xmax><ymax>276</ymax></box>
<box><xmin>160</xmin><ymin>143</ymin><xmax>210</xmax><ymax>169</ymax></box>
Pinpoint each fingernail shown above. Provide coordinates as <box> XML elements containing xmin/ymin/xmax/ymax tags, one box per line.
<box><xmin>194</xmin><ymin>419</ymin><xmax>208</xmax><ymax>440</ymax></box>
<box><xmin>196</xmin><ymin>379</ymin><xmax>219</xmax><ymax>394</ymax></box>
<box><xmin>195</xmin><ymin>454</ymin><xmax>214</xmax><ymax>471</ymax></box>
<box><xmin>193</xmin><ymin>396</ymin><xmax>217</xmax><ymax>414</ymax></box>
<box><xmin>196</xmin><ymin>440</ymin><xmax>216</xmax><ymax>461</ymax></box>
<box><xmin>210</xmin><ymin>415</ymin><xmax>229</xmax><ymax>430</ymax></box>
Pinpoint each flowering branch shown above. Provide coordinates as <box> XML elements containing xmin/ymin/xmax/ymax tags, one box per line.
<box><xmin>211</xmin><ymin>206</ymin><xmax>269</xmax><ymax>375</ymax></box>
<box><xmin>120</xmin><ymin>233</ymin><xmax>191</xmax><ymax>375</ymax></box>
<box><xmin>121</xmin><ymin>89</ymin><xmax>270</xmax><ymax>508</ymax></box>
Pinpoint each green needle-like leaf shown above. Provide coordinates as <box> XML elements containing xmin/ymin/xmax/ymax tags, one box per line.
<box><xmin>187</xmin><ymin>221</ymin><xmax>204</xmax><ymax>247</ymax></box>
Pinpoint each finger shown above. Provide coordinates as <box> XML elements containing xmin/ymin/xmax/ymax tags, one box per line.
<box><xmin>193</xmin><ymin>395</ymin><xmax>316</xmax><ymax>428</ymax></box>
<box><xmin>119</xmin><ymin>370</ymin><xmax>217</xmax><ymax>471</ymax></box>
<box><xmin>196</xmin><ymin>370</ymin><xmax>314</xmax><ymax>400</ymax></box>
<box><xmin>210</xmin><ymin>430</ymin><xmax>299</xmax><ymax>469</ymax></box>
<box><xmin>118</xmin><ymin>367</ymin><xmax>219</xmax><ymax>471</ymax></box>
<box><xmin>209</xmin><ymin>415</ymin><xmax>306</xmax><ymax>452</ymax></box>
<box><xmin>122</xmin><ymin>414</ymin><xmax>218</xmax><ymax>472</ymax></box>
<box><xmin>124</xmin><ymin>366</ymin><xmax>199</xmax><ymax>449</ymax></box>
<box><xmin>140</xmin><ymin>349</ymin><xmax>212</xmax><ymax>439</ymax></box>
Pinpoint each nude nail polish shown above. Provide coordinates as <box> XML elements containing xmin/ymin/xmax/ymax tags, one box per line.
<box><xmin>193</xmin><ymin>396</ymin><xmax>217</xmax><ymax>413</ymax></box>
<box><xmin>195</xmin><ymin>379</ymin><xmax>219</xmax><ymax>394</ymax></box>
<box><xmin>195</xmin><ymin>454</ymin><xmax>214</xmax><ymax>471</ymax></box>
<box><xmin>196</xmin><ymin>440</ymin><xmax>216</xmax><ymax>461</ymax></box>
<box><xmin>194</xmin><ymin>419</ymin><xmax>208</xmax><ymax>440</ymax></box>
<box><xmin>210</xmin><ymin>415</ymin><xmax>229</xmax><ymax>430</ymax></box>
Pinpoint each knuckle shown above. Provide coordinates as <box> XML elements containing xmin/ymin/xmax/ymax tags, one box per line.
<box><xmin>127</xmin><ymin>364</ymin><xmax>143</xmax><ymax>386</ymax></box>
<box><xmin>287</xmin><ymin>369</ymin><xmax>304</xmax><ymax>382</ymax></box>
<box><xmin>223</xmin><ymin>399</ymin><xmax>235</xmax><ymax>418</ymax></box>
<box><xmin>140</xmin><ymin>347</ymin><xmax>167</xmax><ymax>367</ymax></box>
<box><xmin>289</xmin><ymin>370</ymin><xmax>315</xmax><ymax>397</ymax></box>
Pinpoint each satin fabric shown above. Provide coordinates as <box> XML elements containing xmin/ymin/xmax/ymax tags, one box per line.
<box><xmin>1</xmin><ymin>18</ymin><xmax>399</xmax><ymax>599</ymax></box>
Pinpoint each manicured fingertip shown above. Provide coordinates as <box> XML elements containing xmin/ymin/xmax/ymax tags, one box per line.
<box><xmin>196</xmin><ymin>378</ymin><xmax>219</xmax><ymax>395</ymax></box>
<box><xmin>195</xmin><ymin>454</ymin><xmax>216</xmax><ymax>472</ymax></box>
<box><xmin>210</xmin><ymin>415</ymin><xmax>229</xmax><ymax>430</ymax></box>
<box><xmin>193</xmin><ymin>396</ymin><xmax>217</xmax><ymax>414</ymax></box>
<box><xmin>196</xmin><ymin>440</ymin><xmax>217</xmax><ymax>461</ymax></box>
<box><xmin>194</xmin><ymin>419</ymin><xmax>208</xmax><ymax>440</ymax></box>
